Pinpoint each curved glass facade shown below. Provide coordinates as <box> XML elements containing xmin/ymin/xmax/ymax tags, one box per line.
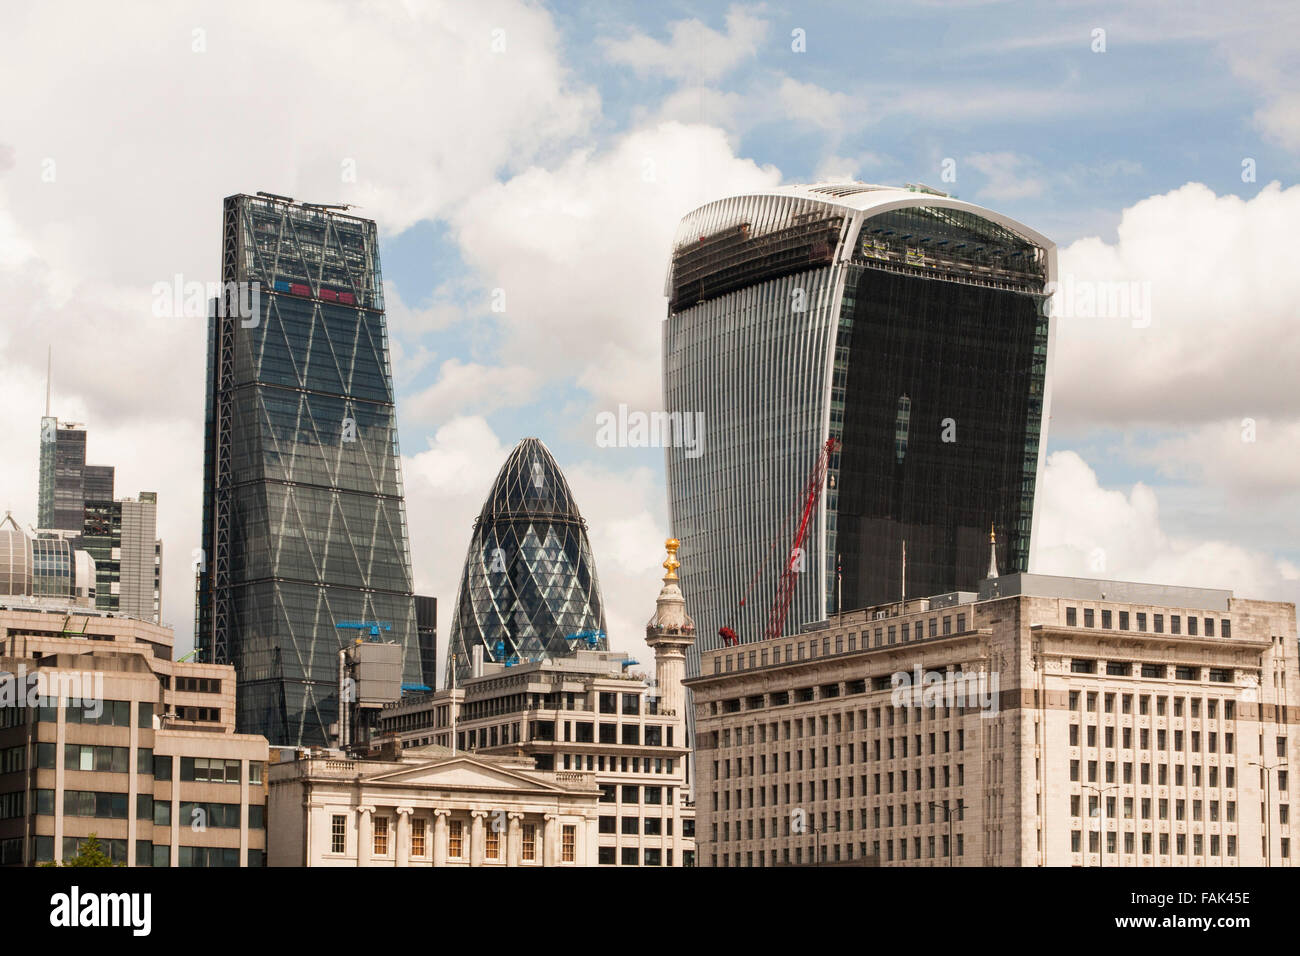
<box><xmin>445</xmin><ymin>438</ymin><xmax>607</xmax><ymax>687</ymax></box>
<box><xmin>198</xmin><ymin>194</ymin><xmax>423</xmax><ymax>746</ymax></box>
<box><xmin>664</xmin><ymin>186</ymin><xmax>1054</xmax><ymax>681</ymax></box>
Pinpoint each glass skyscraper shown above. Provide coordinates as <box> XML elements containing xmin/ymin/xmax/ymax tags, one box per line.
<box><xmin>37</xmin><ymin>418</ymin><xmax>90</xmax><ymax>533</ymax></box>
<box><xmin>663</xmin><ymin>184</ymin><xmax>1056</xmax><ymax>677</ymax></box>
<box><xmin>197</xmin><ymin>193</ymin><xmax>423</xmax><ymax>746</ymax></box>
<box><xmin>445</xmin><ymin>437</ymin><xmax>607</xmax><ymax>687</ymax></box>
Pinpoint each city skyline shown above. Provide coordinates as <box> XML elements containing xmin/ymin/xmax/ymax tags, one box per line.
<box><xmin>0</xmin><ymin>0</ymin><xmax>1295</xmax><ymax>695</ymax></box>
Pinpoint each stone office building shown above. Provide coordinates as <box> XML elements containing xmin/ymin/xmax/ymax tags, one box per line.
<box><xmin>0</xmin><ymin>604</ymin><xmax>269</xmax><ymax>866</ymax></box>
<box><xmin>687</xmin><ymin>570</ymin><xmax>1298</xmax><ymax>867</ymax></box>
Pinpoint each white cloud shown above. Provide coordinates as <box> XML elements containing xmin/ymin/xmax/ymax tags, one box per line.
<box><xmin>0</xmin><ymin>0</ymin><xmax>598</xmax><ymax>651</ymax></box>
<box><xmin>402</xmin><ymin>359</ymin><xmax>541</xmax><ymax>425</ymax></box>
<box><xmin>1036</xmin><ymin>450</ymin><xmax>1299</xmax><ymax>602</ymax></box>
<box><xmin>601</xmin><ymin>5</ymin><xmax>768</xmax><ymax>82</ymax></box>
<box><xmin>444</xmin><ymin>121</ymin><xmax>782</xmax><ymax>412</ymax></box>
<box><xmin>813</xmin><ymin>151</ymin><xmax>891</xmax><ymax>184</ymax></box>
<box><xmin>964</xmin><ymin>151</ymin><xmax>1046</xmax><ymax>201</ymax></box>
<box><xmin>1052</xmin><ymin>181</ymin><xmax>1300</xmax><ymax>430</ymax></box>
<box><xmin>776</xmin><ymin>77</ymin><xmax>857</xmax><ymax>131</ymax></box>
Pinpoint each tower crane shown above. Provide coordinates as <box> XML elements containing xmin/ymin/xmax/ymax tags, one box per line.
<box><xmin>718</xmin><ymin>437</ymin><xmax>840</xmax><ymax>647</ymax></box>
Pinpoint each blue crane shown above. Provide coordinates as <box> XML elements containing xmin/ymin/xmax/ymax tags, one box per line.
<box><xmin>336</xmin><ymin>620</ymin><xmax>392</xmax><ymax>642</ymax></box>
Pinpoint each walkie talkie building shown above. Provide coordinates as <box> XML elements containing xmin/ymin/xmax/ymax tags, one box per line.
<box><xmin>663</xmin><ymin>184</ymin><xmax>1056</xmax><ymax>678</ymax></box>
<box><xmin>197</xmin><ymin>193</ymin><xmax>425</xmax><ymax>746</ymax></box>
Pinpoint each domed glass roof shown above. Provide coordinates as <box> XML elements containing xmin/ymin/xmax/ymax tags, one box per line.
<box><xmin>445</xmin><ymin>438</ymin><xmax>608</xmax><ymax>686</ymax></box>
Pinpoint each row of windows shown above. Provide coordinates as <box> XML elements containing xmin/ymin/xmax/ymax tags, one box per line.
<box><xmin>597</xmin><ymin>815</ymin><xmax>681</xmax><ymax>836</ymax></box>
<box><xmin>1069</xmin><ymin>726</ymin><xmax>1237</xmax><ymax>755</ymax></box>
<box><xmin>561</xmin><ymin>753</ymin><xmax>676</xmax><ymax>774</ymax></box>
<box><xmin>1070</xmin><ymin>793</ymin><xmax>1255</xmax><ymax>822</ymax></box>
<box><xmin>34</xmin><ymin>700</ymin><xmax>150</xmax><ymax>727</ymax></box>
<box><xmin>712</xmin><ymin>616</ymin><xmax>972</xmax><ymax>676</ymax></box>
<box><xmin>1071</xmin><ymin>660</ymin><xmax>1233</xmax><ymax>682</ymax></box>
<box><xmin>717</xmin><ymin>841</ymin><xmax>900</xmax><ymax>867</ymax></box>
<box><xmin>717</xmin><ymin>731</ymin><xmax>966</xmax><ymax>770</ymax></box>
<box><xmin>1069</xmin><ymin>830</ymin><xmax>1273</xmax><ymax>859</ymax></box>
<box><xmin>175</xmin><ymin>677</ymin><xmax>222</xmax><ymax>694</ymax></box>
<box><xmin>1067</xmin><ymin>690</ymin><xmax>1238</xmax><ymax>718</ymax></box>
<box><xmin>597</xmin><ymin>785</ymin><xmax>674</xmax><ymax>804</ymax></box>
<box><xmin>1065</xmin><ymin>607</ymin><xmax>1231</xmax><ymax>638</ymax></box>
<box><xmin>153</xmin><ymin>756</ymin><xmax>261</xmax><ymax>784</ymax></box>
<box><xmin>597</xmin><ymin>846</ymin><xmax>689</xmax><ymax>865</ymax></box>
<box><xmin>332</xmin><ymin>814</ymin><xmax>574</xmax><ymax>863</ymax></box>
<box><xmin>714</xmin><ymin>802</ymin><xmax>966</xmax><ymax>842</ymax></box>
<box><xmin>710</xmin><ymin>701</ymin><xmax>973</xmax><ymax>734</ymax></box>
<box><xmin>1068</xmin><ymin>759</ymin><xmax>1283</xmax><ymax>789</ymax></box>
<box><xmin>712</xmin><ymin>767</ymin><xmax>969</xmax><ymax>813</ymax></box>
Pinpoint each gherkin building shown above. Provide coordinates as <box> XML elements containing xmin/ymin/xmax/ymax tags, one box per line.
<box><xmin>446</xmin><ymin>437</ymin><xmax>607</xmax><ymax>687</ymax></box>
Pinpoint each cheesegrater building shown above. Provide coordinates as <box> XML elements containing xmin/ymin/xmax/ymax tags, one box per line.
<box><xmin>445</xmin><ymin>438</ymin><xmax>607</xmax><ymax>687</ymax></box>
<box><xmin>197</xmin><ymin>193</ymin><xmax>428</xmax><ymax>746</ymax></box>
<box><xmin>663</xmin><ymin>183</ymin><xmax>1056</xmax><ymax>677</ymax></box>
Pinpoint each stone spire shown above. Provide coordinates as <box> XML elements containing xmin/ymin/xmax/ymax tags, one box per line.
<box><xmin>987</xmin><ymin>524</ymin><xmax>999</xmax><ymax>580</ymax></box>
<box><xmin>645</xmin><ymin>538</ymin><xmax>695</xmax><ymax>718</ymax></box>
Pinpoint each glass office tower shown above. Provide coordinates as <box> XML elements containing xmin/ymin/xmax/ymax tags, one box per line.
<box><xmin>197</xmin><ymin>193</ymin><xmax>423</xmax><ymax>746</ymax></box>
<box><xmin>445</xmin><ymin>438</ymin><xmax>607</xmax><ymax>687</ymax></box>
<box><xmin>37</xmin><ymin>419</ymin><xmax>87</xmax><ymax>533</ymax></box>
<box><xmin>663</xmin><ymin>184</ymin><xmax>1056</xmax><ymax>678</ymax></box>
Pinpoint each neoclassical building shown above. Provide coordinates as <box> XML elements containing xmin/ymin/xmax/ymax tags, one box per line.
<box><xmin>267</xmin><ymin>744</ymin><xmax>600</xmax><ymax>866</ymax></box>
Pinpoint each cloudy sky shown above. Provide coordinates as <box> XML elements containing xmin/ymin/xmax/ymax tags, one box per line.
<box><xmin>1</xmin><ymin>0</ymin><xmax>1296</xmax><ymax>675</ymax></box>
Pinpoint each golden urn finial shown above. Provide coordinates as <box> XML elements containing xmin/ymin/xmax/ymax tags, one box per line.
<box><xmin>663</xmin><ymin>538</ymin><xmax>680</xmax><ymax>579</ymax></box>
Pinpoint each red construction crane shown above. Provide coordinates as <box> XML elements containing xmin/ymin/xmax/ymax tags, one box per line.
<box><xmin>718</xmin><ymin>436</ymin><xmax>840</xmax><ymax>647</ymax></box>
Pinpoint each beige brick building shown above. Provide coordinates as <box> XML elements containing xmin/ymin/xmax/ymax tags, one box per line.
<box><xmin>0</xmin><ymin>603</ymin><xmax>268</xmax><ymax>866</ymax></box>
<box><xmin>686</xmin><ymin>573</ymin><xmax>1297</xmax><ymax>867</ymax></box>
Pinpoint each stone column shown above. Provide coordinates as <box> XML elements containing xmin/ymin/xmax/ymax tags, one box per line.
<box><xmin>433</xmin><ymin>809</ymin><xmax>449</xmax><ymax>866</ymax></box>
<box><xmin>357</xmin><ymin>806</ymin><xmax>374</xmax><ymax>867</ymax></box>
<box><xmin>585</xmin><ymin>814</ymin><xmax>599</xmax><ymax>867</ymax></box>
<box><xmin>543</xmin><ymin>813</ymin><xmax>559</xmax><ymax>867</ymax></box>
<box><xmin>470</xmin><ymin>810</ymin><xmax>486</xmax><ymax>867</ymax></box>
<box><xmin>395</xmin><ymin>807</ymin><xmax>413</xmax><ymax>867</ymax></box>
<box><xmin>507</xmin><ymin>812</ymin><xmax>523</xmax><ymax>866</ymax></box>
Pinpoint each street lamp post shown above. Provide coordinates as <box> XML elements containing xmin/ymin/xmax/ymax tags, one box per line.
<box><xmin>929</xmin><ymin>800</ymin><xmax>956</xmax><ymax>867</ymax></box>
<box><xmin>812</xmin><ymin>825</ymin><xmax>837</xmax><ymax>866</ymax></box>
<box><xmin>1249</xmin><ymin>758</ymin><xmax>1289</xmax><ymax>867</ymax></box>
<box><xmin>1082</xmin><ymin>784</ymin><xmax>1118</xmax><ymax>867</ymax></box>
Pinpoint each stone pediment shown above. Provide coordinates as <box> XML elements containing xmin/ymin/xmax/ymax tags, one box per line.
<box><xmin>363</xmin><ymin>754</ymin><xmax>568</xmax><ymax>793</ymax></box>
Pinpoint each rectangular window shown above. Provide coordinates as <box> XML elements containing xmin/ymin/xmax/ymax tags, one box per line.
<box><xmin>373</xmin><ymin>816</ymin><xmax>389</xmax><ymax>856</ymax></box>
<box><xmin>448</xmin><ymin>820</ymin><xmax>463</xmax><ymax>858</ymax></box>
<box><xmin>522</xmin><ymin>824</ymin><xmax>536</xmax><ymax>862</ymax></box>
<box><xmin>561</xmin><ymin>825</ymin><xmax>576</xmax><ymax>863</ymax></box>
<box><xmin>331</xmin><ymin>814</ymin><xmax>347</xmax><ymax>854</ymax></box>
<box><xmin>485</xmin><ymin>825</ymin><xmax>500</xmax><ymax>860</ymax></box>
<box><xmin>411</xmin><ymin>817</ymin><xmax>426</xmax><ymax>857</ymax></box>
